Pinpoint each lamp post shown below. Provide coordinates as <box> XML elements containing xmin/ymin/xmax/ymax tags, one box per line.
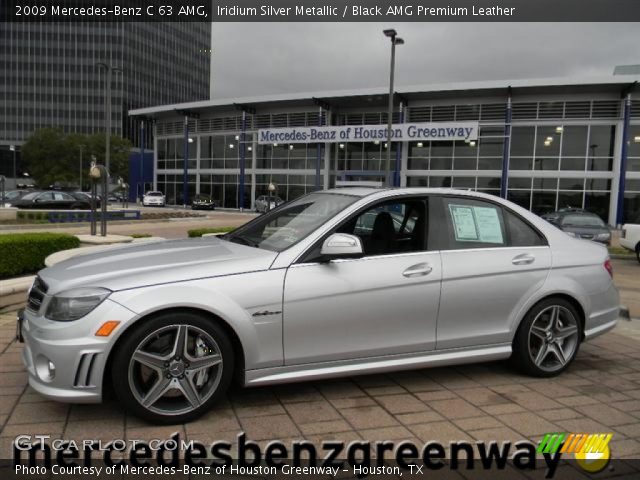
<box><xmin>267</xmin><ymin>182</ymin><xmax>276</xmax><ymax>212</ymax></box>
<box><xmin>78</xmin><ymin>144</ymin><xmax>85</xmax><ymax>190</ymax></box>
<box><xmin>9</xmin><ymin>145</ymin><xmax>17</xmax><ymax>184</ymax></box>
<box><xmin>95</xmin><ymin>63</ymin><xmax>123</xmax><ymax>174</ymax></box>
<box><xmin>383</xmin><ymin>29</ymin><xmax>404</xmax><ymax>187</ymax></box>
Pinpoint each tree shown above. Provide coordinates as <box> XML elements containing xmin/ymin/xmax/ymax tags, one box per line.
<box><xmin>21</xmin><ymin>128</ymin><xmax>131</xmax><ymax>189</ymax></box>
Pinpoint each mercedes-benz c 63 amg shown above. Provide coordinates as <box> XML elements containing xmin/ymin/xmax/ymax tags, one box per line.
<box><xmin>18</xmin><ymin>188</ymin><xmax>620</xmax><ymax>423</ymax></box>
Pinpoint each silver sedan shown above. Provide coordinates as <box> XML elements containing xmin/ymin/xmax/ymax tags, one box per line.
<box><xmin>18</xmin><ymin>188</ymin><xmax>620</xmax><ymax>423</ymax></box>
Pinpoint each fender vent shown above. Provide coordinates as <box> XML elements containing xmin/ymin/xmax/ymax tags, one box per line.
<box><xmin>74</xmin><ymin>353</ymin><xmax>98</xmax><ymax>388</ymax></box>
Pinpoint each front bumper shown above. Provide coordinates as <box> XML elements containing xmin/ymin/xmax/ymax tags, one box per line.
<box><xmin>18</xmin><ymin>299</ymin><xmax>136</xmax><ymax>403</ymax></box>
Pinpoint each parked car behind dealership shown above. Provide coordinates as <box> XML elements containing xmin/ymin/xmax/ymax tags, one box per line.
<box><xmin>542</xmin><ymin>209</ymin><xmax>611</xmax><ymax>244</ymax></box>
<box><xmin>18</xmin><ymin>187</ymin><xmax>620</xmax><ymax>424</ymax></box>
<box><xmin>620</xmin><ymin>214</ymin><xmax>640</xmax><ymax>263</ymax></box>
<box><xmin>11</xmin><ymin>190</ymin><xmax>91</xmax><ymax>209</ymax></box>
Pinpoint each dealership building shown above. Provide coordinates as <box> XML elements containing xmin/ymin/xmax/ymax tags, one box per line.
<box><xmin>130</xmin><ymin>75</ymin><xmax>640</xmax><ymax>225</ymax></box>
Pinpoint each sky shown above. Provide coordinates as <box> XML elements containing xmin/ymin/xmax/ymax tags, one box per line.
<box><xmin>211</xmin><ymin>23</ymin><xmax>640</xmax><ymax>99</ymax></box>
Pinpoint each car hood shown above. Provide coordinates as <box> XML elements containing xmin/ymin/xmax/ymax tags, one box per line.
<box><xmin>39</xmin><ymin>237</ymin><xmax>278</xmax><ymax>294</ymax></box>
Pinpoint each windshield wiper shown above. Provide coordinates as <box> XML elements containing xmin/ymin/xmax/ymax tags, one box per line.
<box><xmin>227</xmin><ymin>235</ymin><xmax>260</xmax><ymax>248</ymax></box>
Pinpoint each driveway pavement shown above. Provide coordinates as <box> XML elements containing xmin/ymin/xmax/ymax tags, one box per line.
<box><xmin>1</xmin><ymin>320</ymin><xmax>640</xmax><ymax>464</ymax></box>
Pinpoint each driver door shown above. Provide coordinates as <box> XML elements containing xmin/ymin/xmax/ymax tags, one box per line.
<box><xmin>282</xmin><ymin>197</ymin><xmax>442</xmax><ymax>365</ymax></box>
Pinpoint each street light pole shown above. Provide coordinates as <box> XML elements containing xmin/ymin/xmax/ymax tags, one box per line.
<box><xmin>95</xmin><ymin>63</ymin><xmax>122</xmax><ymax>174</ymax></box>
<box><xmin>9</xmin><ymin>145</ymin><xmax>16</xmax><ymax>184</ymax></box>
<box><xmin>383</xmin><ymin>29</ymin><xmax>404</xmax><ymax>187</ymax></box>
<box><xmin>79</xmin><ymin>144</ymin><xmax>84</xmax><ymax>190</ymax></box>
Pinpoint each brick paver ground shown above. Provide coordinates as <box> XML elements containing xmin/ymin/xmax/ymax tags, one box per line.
<box><xmin>1</xmin><ymin>258</ymin><xmax>639</xmax><ymax>470</ymax></box>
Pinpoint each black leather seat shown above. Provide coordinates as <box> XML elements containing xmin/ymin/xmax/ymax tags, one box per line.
<box><xmin>369</xmin><ymin>211</ymin><xmax>396</xmax><ymax>255</ymax></box>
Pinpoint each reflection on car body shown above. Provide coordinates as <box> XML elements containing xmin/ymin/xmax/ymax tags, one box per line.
<box><xmin>19</xmin><ymin>187</ymin><xmax>620</xmax><ymax>423</ymax></box>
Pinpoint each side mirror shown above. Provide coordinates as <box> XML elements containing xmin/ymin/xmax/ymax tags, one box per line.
<box><xmin>320</xmin><ymin>233</ymin><xmax>363</xmax><ymax>259</ymax></box>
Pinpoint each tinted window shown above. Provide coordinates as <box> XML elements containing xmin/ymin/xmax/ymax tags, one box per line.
<box><xmin>504</xmin><ymin>210</ymin><xmax>546</xmax><ymax>246</ymax></box>
<box><xmin>440</xmin><ymin>197</ymin><xmax>507</xmax><ymax>249</ymax></box>
<box><xmin>343</xmin><ymin>199</ymin><xmax>428</xmax><ymax>256</ymax></box>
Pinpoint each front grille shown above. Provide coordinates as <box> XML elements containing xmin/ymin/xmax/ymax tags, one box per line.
<box><xmin>26</xmin><ymin>277</ymin><xmax>48</xmax><ymax>313</ymax></box>
<box><xmin>580</xmin><ymin>234</ymin><xmax>594</xmax><ymax>239</ymax></box>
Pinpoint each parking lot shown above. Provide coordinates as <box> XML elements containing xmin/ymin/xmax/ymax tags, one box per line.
<box><xmin>0</xmin><ymin>258</ymin><xmax>638</xmax><ymax>464</ymax></box>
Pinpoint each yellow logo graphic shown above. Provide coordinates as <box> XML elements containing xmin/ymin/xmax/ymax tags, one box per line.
<box><xmin>539</xmin><ymin>432</ymin><xmax>612</xmax><ymax>473</ymax></box>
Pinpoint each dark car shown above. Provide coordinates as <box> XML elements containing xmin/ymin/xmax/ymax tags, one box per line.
<box><xmin>543</xmin><ymin>210</ymin><xmax>611</xmax><ymax>244</ymax></box>
<box><xmin>71</xmin><ymin>192</ymin><xmax>102</xmax><ymax>208</ymax></box>
<box><xmin>191</xmin><ymin>194</ymin><xmax>216</xmax><ymax>210</ymax></box>
<box><xmin>12</xmin><ymin>190</ymin><xmax>91</xmax><ymax>210</ymax></box>
<box><xmin>1</xmin><ymin>189</ymin><xmax>31</xmax><ymax>206</ymax></box>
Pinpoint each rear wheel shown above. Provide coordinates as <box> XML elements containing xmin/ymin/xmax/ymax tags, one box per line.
<box><xmin>512</xmin><ymin>298</ymin><xmax>582</xmax><ymax>377</ymax></box>
<box><xmin>636</xmin><ymin>243</ymin><xmax>640</xmax><ymax>264</ymax></box>
<box><xmin>112</xmin><ymin>310</ymin><xmax>234</xmax><ymax>423</ymax></box>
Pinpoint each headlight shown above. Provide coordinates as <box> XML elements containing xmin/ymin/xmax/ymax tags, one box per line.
<box><xmin>595</xmin><ymin>233</ymin><xmax>611</xmax><ymax>241</ymax></box>
<box><xmin>565</xmin><ymin>231</ymin><xmax>578</xmax><ymax>238</ymax></box>
<box><xmin>46</xmin><ymin>288</ymin><xmax>111</xmax><ymax>321</ymax></box>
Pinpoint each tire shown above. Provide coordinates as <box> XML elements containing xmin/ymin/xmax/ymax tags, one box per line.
<box><xmin>636</xmin><ymin>243</ymin><xmax>640</xmax><ymax>264</ymax></box>
<box><xmin>511</xmin><ymin>298</ymin><xmax>582</xmax><ymax>377</ymax></box>
<box><xmin>111</xmin><ymin>310</ymin><xmax>234</xmax><ymax>424</ymax></box>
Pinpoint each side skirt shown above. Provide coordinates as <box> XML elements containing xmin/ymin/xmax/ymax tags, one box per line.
<box><xmin>244</xmin><ymin>344</ymin><xmax>512</xmax><ymax>387</ymax></box>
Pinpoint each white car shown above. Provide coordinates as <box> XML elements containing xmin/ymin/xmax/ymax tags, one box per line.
<box><xmin>620</xmin><ymin>216</ymin><xmax>640</xmax><ymax>263</ymax></box>
<box><xmin>142</xmin><ymin>191</ymin><xmax>165</xmax><ymax>207</ymax></box>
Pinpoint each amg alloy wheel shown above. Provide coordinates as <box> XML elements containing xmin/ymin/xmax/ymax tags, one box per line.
<box><xmin>112</xmin><ymin>311</ymin><xmax>233</xmax><ymax>423</ymax></box>
<box><xmin>513</xmin><ymin>298</ymin><xmax>582</xmax><ymax>377</ymax></box>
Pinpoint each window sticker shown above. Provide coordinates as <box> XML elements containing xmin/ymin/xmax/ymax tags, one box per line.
<box><xmin>448</xmin><ymin>204</ymin><xmax>504</xmax><ymax>244</ymax></box>
<box><xmin>448</xmin><ymin>205</ymin><xmax>479</xmax><ymax>241</ymax></box>
<box><xmin>474</xmin><ymin>206</ymin><xmax>504</xmax><ymax>243</ymax></box>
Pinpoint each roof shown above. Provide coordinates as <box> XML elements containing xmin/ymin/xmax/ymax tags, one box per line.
<box><xmin>129</xmin><ymin>74</ymin><xmax>640</xmax><ymax>118</ymax></box>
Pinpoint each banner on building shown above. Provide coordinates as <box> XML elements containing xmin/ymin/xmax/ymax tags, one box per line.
<box><xmin>257</xmin><ymin>122</ymin><xmax>479</xmax><ymax>144</ymax></box>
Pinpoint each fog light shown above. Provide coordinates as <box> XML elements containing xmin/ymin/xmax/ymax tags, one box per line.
<box><xmin>35</xmin><ymin>355</ymin><xmax>55</xmax><ymax>382</ymax></box>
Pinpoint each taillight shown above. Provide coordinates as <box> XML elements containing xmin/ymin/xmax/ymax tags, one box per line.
<box><xmin>604</xmin><ymin>259</ymin><xmax>613</xmax><ymax>278</ymax></box>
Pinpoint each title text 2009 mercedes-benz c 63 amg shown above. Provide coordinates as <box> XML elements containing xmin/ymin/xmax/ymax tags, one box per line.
<box><xmin>18</xmin><ymin>188</ymin><xmax>620</xmax><ymax>423</ymax></box>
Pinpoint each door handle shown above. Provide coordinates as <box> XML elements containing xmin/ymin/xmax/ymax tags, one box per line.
<box><xmin>402</xmin><ymin>263</ymin><xmax>432</xmax><ymax>277</ymax></box>
<box><xmin>512</xmin><ymin>254</ymin><xmax>535</xmax><ymax>265</ymax></box>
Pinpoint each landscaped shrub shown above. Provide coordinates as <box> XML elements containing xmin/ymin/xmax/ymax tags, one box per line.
<box><xmin>0</xmin><ymin>233</ymin><xmax>80</xmax><ymax>279</ymax></box>
<box><xmin>187</xmin><ymin>226</ymin><xmax>235</xmax><ymax>238</ymax></box>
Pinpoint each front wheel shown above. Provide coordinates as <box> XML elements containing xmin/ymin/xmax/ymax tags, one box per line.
<box><xmin>112</xmin><ymin>311</ymin><xmax>234</xmax><ymax>424</ymax></box>
<box><xmin>512</xmin><ymin>298</ymin><xmax>582</xmax><ymax>377</ymax></box>
<box><xmin>636</xmin><ymin>243</ymin><xmax>640</xmax><ymax>264</ymax></box>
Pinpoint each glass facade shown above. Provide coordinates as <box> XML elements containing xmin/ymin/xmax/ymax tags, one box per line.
<box><xmin>0</xmin><ymin>21</ymin><xmax>211</xmax><ymax>171</ymax></box>
<box><xmin>505</xmin><ymin>124</ymin><xmax>616</xmax><ymax>219</ymax></box>
<box><xmin>150</xmin><ymin>96</ymin><xmax>640</xmax><ymax>225</ymax></box>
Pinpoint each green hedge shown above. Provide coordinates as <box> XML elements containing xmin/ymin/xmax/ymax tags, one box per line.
<box><xmin>187</xmin><ymin>226</ymin><xmax>235</xmax><ymax>238</ymax></box>
<box><xmin>0</xmin><ymin>233</ymin><xmax>80</xmax><ymax>279</ymax></box>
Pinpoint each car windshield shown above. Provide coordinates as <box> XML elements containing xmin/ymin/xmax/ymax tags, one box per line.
<box><xmin>224</xmin><ymin>192</ymin><xmax>359</xmax><ymax>252</ymax></box>
<box><xmin>20</xmin><ymin>192</ymin><xmax>41</xmax><ymax>200</ymax></box>
<box><xmin>561</xmin><ymin>214</ymin><xmax>605</xmax><ymax>227</ymax></box>
<box><xmin>147</xmin><ymin>192</ymin><xmax>163</xmax><ymax>196</ymax></box>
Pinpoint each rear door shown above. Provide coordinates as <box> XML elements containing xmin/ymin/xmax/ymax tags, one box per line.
<box><xmin>432</xmin><ymin>195</ymin><xmax>551</xmax><ymax>349</ymax></box>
